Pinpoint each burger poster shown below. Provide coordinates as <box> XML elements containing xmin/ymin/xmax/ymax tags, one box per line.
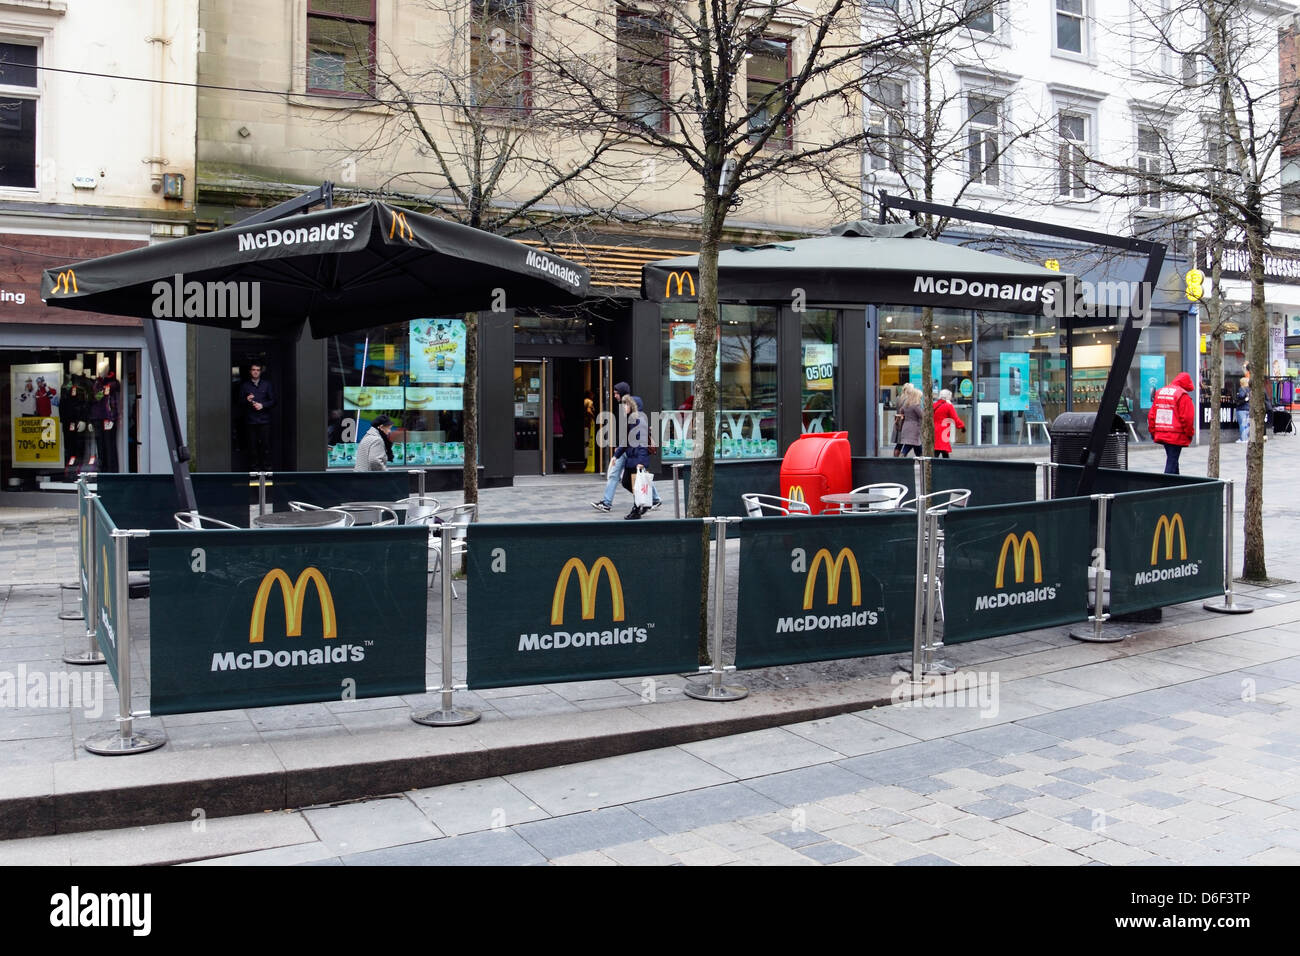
<box><xmin>11</xmin><ymin>363</ymin><xmax>62</xmax><ymax>467</ymax></box>
<box><xmin>668</xmin><ymin>322</ymin><xmax>720</xmax><ymax>383</ymax></box>
<box><xmin>410</xmin><ymin>318</ymin><xmax>466</xmax><ymax>385</ymax></box>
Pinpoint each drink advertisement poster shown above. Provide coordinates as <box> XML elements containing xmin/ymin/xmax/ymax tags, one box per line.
<box><xmin>999</xmin><ymin>353</ymin><xmax>1030</xmax><ymax>411</ymax></box>
<box><xmin>10</xmin><ymin>363</ymin><xmax>62</xmax><ymax>468</ymax></box>
<box><xmin>410</xmin><ymin>318</ymin><xmax>466</xmax><ymax>385</ymax></box>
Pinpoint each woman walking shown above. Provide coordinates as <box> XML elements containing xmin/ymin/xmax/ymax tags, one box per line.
<box><xmin>894</xmin><ymin>383</ymin><xmax>923</xmax><ymax>457</ymax></box>
<box><xmin>932</xmin><ymin>389</ymin><xmax>966</xmax><ymax>458</ymax></box>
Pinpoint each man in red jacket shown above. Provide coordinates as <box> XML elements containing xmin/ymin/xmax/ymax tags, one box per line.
<box><xmin>1148</xmin><ymin>371</ymin><xmax>1196</xmax><ymax>474</ymax></box>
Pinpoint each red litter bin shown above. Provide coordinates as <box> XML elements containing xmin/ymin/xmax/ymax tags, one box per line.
<box><xmin>780</xmin><ymin>432</ymin><xmax>851</xmax><ymax>514</ymax></box>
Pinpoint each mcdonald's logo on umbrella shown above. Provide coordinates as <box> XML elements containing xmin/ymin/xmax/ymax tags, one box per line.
<box><xmin>52</xmin><ymin>270</ymin><xmax>78</xmax><ymax>294</ymax></box>
<box><xmin>249</xmin><ymin>567</ymin><xmax>338</xmax><ymax>643</ymax></box>
<box><xmin>664</xmin><ymin>271</ymin><xmax>696</xmax><ymax>298</ymax></box>
<box><xmin>389</xmin><ymin>211</ymin><xmax>414</xmax><ymax>241</ymax></box>
<box><xmin>550</xmin><ymin>557</ymin><xmax>624</xmax><ymax>626</ymax></box>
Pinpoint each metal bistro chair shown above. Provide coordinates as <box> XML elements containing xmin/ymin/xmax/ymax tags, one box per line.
<box><xmin>334</xmin><ymin>502</ymin><xmax>400</xmax><ymax>527</ymax></box>
<box><xmin>397</xmin><ymin>494</ymin><xmax>441</xmax><ymax>525</ymax></box>
<box><xmin>174</xmin><ymin>511</ymin><xmax>241</xmax><ymax>531</ymax></box>
<box><xmin>897</xmin><ymin>488</ymin><xmax>971</xmax><ymax>622</ymax></box>
<box><xmin>409</xmin><ymin>503</ymin><xmax>477</xmax><ymax>597</ymax></box>
<box><xmin>741</xmin><ymin>493</ymin><xmax>812</xmax><ymax>517</ymax></box>
<box><xmin>827</xmin><ymin>482</ymin><xmax>910</xmax><ymax>514</ymax></box>
<box><xmin>288</xmin><ymin>500</ymin><xmax>323</xmax><ymax>511</ymax></box>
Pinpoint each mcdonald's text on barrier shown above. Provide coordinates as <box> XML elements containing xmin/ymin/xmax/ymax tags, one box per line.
<box><xmin>519</xmin><ymin>556</ymin><xmax>649</xmax><ymax>652</ymax></box>
<box><xmin>1135</xmin><ymin>513</ymin><xmax>1199</xmax><ymax>586</ymax></box>
<box><xmin>211</xmin><ymin>567</ymin><xmax>358</xmax><ymax>672</ymax></box>
<box><xmin>778</xmin><ymin>547</ymin><xmax>881</xmax><ymax>634</ymax></box>
<box><xmin>975</xmin><ymin>531</ymin><xmax>1057</xmax><ymax>611</ymax></box>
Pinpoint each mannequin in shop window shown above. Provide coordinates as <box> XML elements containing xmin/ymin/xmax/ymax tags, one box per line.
<box><xmin>60</xmin><ymin>371</ymin><xmax>93</xmax><ymax>468</ymax></box>
<box><xmin>91</xmin><ymin>369</ymin><xmax>120</xmax><ymax>472</ymax></box>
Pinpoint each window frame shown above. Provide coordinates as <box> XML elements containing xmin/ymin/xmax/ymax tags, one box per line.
<box><xmin>1056</xmin><ymin>110</ymin><xmax>1091</xmax><ymax>200</ymax></box>
<box><xmin>616</xmin><ymin>6</ymin><xmax>671</xmax><ymax>134</ymax></box>
<box><xmin>964</xmin><ymin>0</ymin><xmax>996</xmax><ymax>35</ymax></box>
<box><xmin>1135</xmin><ymin>123</ymin><xmax>1165</xmax><ymax>210</ymax></box>
<box><xmin>745</xmin><ymin>34</ymin><xmax>793</xmax><ymax>151</ymax></box>
<box><xmin>305</xmin><ymin>0</ymin><xmax>377</xmax><ymax>99</ymax></box>
<box><xmin>469</xmin><ymin>0</ymin><xmax>534</xmax><ymax>117</ymax></box>
<box><xmin>866</xmin><ymin>77</ymin><xmax>909</xmax><ymax>177</ymax></box>
<box><xmin>0</xmin><ymin>38</ymin><xmax>40</xmax><ymax>193</ymax></box>
<box><xmin>1052</xmin><ymin>0</ymin><xmax>1089</xmax><ymax>60</ymax></box>
<box><xmin>965</xmin><ymin>91</ymin><xmax>1004</xmax><ymax>189</ymax></box>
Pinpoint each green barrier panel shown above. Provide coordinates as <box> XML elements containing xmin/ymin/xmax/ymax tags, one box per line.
<box><xmin>931</xmin><ymin>459</ymin><xmax>1037</xmax><ymax>506</ymax></box>
<box><xmin>1053</xmin><ymin>464</ymin><xmax>1216</xmax><ymax>497</ymax></box>
<box><xmin>147</xmin><ymin>526</ymin><xmax>427</xmax><ymax>715</ymax></box>
<box><xmin>850</xmin><ymin>457</ymin><xmax>917</xmax><ymax>492</ymax></box>
<box><xmin>943</xmin><ymin>497</ymin><xmax>1092</xmax><ymax>643</ymax></box>
<box><xmin>91</xmin><ymin>498</ymin><xmax>120</xmax><ymax>685</ymax></box>
<box><xmin>677</xmin><ymin>461</ymin><xmax>780</xmax><ymax>517</ymax></box>
<box><xmin>734</xmin><ymin>512</ymin><xmax>917</xmax><ymax>668</ymax></box>
<box><xmin>96</xmin><ymin>473</ymin><xmax>254</xmax><ymax>568</ymax></box>
<box><xmin>466</xmin><ymin>520</ymin><xmax>704</xmax><ymax>688</ymax></box>
<box><xmin>266</xmin><ymin>471</ymin><xmax>412</xmax><ymax>515</ymax></box>
<box><xmin>1107</xmin><ymin>483</ymin><xmax>1225</xmax><ymax>615</ymax></box>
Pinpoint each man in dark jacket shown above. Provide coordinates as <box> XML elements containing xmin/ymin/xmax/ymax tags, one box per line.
<box><xmin>1148</xmin><ymin>371</ymin><xmax>1196</xmax><ymax>474</ymax></box>
<box><xmin>240</xmin><ymin>363</ymin><xmax>275</xmax><ymax>471</ymax></box>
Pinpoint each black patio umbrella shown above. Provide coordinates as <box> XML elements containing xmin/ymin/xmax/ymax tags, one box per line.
<box><xmin>643</xmin><ymin>222</ymin><xmax>1072</xmax><ymax>315</ymax></box>
<box><xmin>38</xmin><ymin>199</ymin><xmax>590</xmax><ymax>510</ymax></box>
<box><xmin>40</xmin><ymin>200</ymin><xmax>589</xmax><ymax>337</ymax></box>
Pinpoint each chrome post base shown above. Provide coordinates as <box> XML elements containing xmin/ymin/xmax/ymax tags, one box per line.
<box><xmin>1203</xmin><ymin>600</ymin><xmax>1254</xmax><ymax>615</ymax></box>
<box><xmin>411</xmin><ymin>708</ymin><xmax>481</xmax><ymax>727</ymax></box>
<box><xmin>684</xmin><ymin>679</ymin><xmax>748</xmax><ymax>702</ymax></box>
<box><xmin>84</xmin><ymin>729</ymin><xmax>166</xmax><ymax>756</ymax></box>
<box><xmin>63</xmin><ymin>649</ymin><xmax>105</xmax><ymax>665</ymax></box>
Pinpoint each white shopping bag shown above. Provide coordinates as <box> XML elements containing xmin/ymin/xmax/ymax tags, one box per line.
<box><xmin>633</xmin><ymin>465</ymin><xmax>654</xmax><ymax>508</ymax></box>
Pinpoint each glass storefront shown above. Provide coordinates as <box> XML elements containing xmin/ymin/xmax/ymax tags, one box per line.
<box><xmin>801</xmin><ymin>309</ymin><xmax>840</xmax><ymax>435</ymax></box>
<box><xmin>659</xmin><ymin>304</ymin><xmax>779</xmax><ymax>459</ymax></box>
<box><xmin>1</xmin><ymin>348</ymin><xmax>137</xmax><ymax>491</ymax></box>
<box><xmin>326</xmin><ymin>320</ymin><xmax>467</xmax><ymax>469</ymax></box>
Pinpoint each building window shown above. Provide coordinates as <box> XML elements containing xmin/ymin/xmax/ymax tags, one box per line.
<box><xmin>866</xmin><ymin>0</ymin><xmax>899</xmax><ymax>9</ymax></box>
<box><xmin>1054</xmin><ymin>0</ymin><xmax>1086</xmax><ymax>56</ymax></box>
<box><xmin>0</xmin><ymin>42</ymin><xmax>38</xmax><ymax>189</ymax></box>
<box><xmin>966</xmin><ymin>0</ymin><xmax>995</xmax><ymax>33</ymax></box>
<box><xmin>306</xmin><ymin>0</ymin><xmax>376</xmax><ymax>96</ymax></box>
<box><xmin>470</xmin><ymin>0</ymin><xmax>533</xmax><ymax>113</ymax></box>
<box><xmin>1137</xmin><ymin>124</ymin><xmax>1164</xmax><ymax>209</ymax></box>
<box><xmin>746</xmin><ymin>37</ymin><xmax>791</xmax><ymax>149</ymax></box>
<box><xmin>967</xmin><ymin>94</ymin><xmax>1001</xmax><ymax>187</ymax></box>
<box><xmin>617</xmin><ymin>8</ymin><xmax>669</xmax><ymax>132</ymax></box>
<box><xmin>1057</xmin><ymin>113</ymin><xmax>1088</xmax><ymax>198</ymax></box>
<box><xmin>867</xmin><ymin>80</ymin><xmax>907</xmax><ymax>174</ymax></box>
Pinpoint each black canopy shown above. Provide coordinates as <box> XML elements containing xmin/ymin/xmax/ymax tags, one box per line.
<box><xmin>643</xmin><ymin>222</ymin><xmax>1071</xmax><ymax>315</ymax></box>
<box><xmin>41</xmin><ymin>200</ymin><xmax>590</xmax><ymax>337</ymax></box>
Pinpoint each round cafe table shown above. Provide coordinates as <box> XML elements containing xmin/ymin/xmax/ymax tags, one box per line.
<box><xmin>252</xmin><ymin>510</ymin><xmax>351</xmax><ymax>529</ymax></box>
<box><xmin>820</xmin><ymin>492</ymin><xmax>893</xmax><ymax>513</ymax></box>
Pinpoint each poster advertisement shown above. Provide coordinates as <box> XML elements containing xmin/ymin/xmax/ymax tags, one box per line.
<box><xmin>409</xmin><ymin>318</ymin><xmax>466</xmax><ymax>385</ymax></box>
<box><xmin>1138</xmin><ymin>355</ymin><xmax>1166</xmax><ymax>408</ymax></box>
<box><xmin>999</xmin><ymin>352</ymin><xmax>1030</xmax><ymax>411</ymax></box>
<box><xmin>10</xmin><ymin>363</ymin><xmax>62</xmax><ymax>468</ymax></box>
<box><xmin>908</xmin><ymin>348</ymin><xmax>943</xmax><ymax>391</ymax></box>
<box><xmin>343</xmin><ymin>386</ymin><xmax>404</xmax><ymax>410</ymax></box>
<box><xmin>1271</xmin><ymin>322</ymin><xmax>1287</xmax><ymax>377</ymax></box>
<box><xmin>668</xmin><ymin>322</ymin><xmax>720</xmax><ymax>383</ymax></box>
<box><xmin>803</xmin><ymin>342</ymin><xmax>834</xmax><ymax>391</ymax></box>
<box><xmin>405</xmin><ymin>386</ymin><xmax>463</xmax><ymax>412</ymax></box>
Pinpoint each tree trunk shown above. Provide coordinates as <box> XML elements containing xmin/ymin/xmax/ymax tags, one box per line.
<box><xmin>1242</xmin><ymin>220</ymin><xmax>1267</xmax><ymax>581</ymax></box>
<box><xmin>688</xmin><ymin>199</ymin><xmax>723</xmax><ymax>663</ymax></box>
<box><xmin>462</xmin><ymin>310</ymin><xmax>479</xmax><ymax>508</ymax></box>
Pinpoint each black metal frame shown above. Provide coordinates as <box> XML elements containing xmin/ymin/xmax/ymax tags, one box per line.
<box><xmin>878</xmin><ymin>191</ymin><xmax>1166</xmax><ymax>496</ymax></box>
<box><xmin>150</xmin><ymin>182</ymin><xmax>336</xmax><ymax>510</ymax></box>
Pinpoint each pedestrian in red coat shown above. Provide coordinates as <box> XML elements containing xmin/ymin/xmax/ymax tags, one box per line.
<box><xmin>932</xmin><ymin>389</ymin><xmax>966</xmax><ymax>457</ymax></box>
<box><xmin>1148</xmin><ymin>371</ymin><xmax>1196</xmax><ymax>474</ymax></box>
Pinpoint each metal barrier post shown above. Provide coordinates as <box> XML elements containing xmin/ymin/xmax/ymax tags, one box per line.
<box><xmin>418</xmin><ymin>468</ymin><xmax>426</xmax><ymax>498</ymax></box>
<box><xmin>907</xmin><ymin>481</ymin><xmax>927</xmax><ymax>683</ymax></box>
<box><xmin>921</xmin><ymin>507</ymin><xmax>954</xmax><ymax>674</ymax></box>
<box><xmin>64</xmin><ymin>484</ymin><xmax>105</xmax><ymax>665</ymax></box>
<box><xmin>1204</xmin><ymin>479</ymin><xmax>1253</xmax><ymax>615</ymax></box>
<box><xmin>258</xmin><ymin>472</ymin><xmax>269</xmax><ymax>516</ymax></box>
<box><xmin>671</xmin><ymin>462</ymin><xmax>685</xmax><ymax>519</ymax></box>
<box><xmin>686</xmin><ymin>517</ymin><xmax>747</xmax><ymax>701</ymax></box>
<box><xmin>84</xmin><ymin>531</ymin><xmax>165</xmax><ymax>755</ymax></box>
<box><xmin>413</xmin><ymin>523</ymin><xmax>481</xmax><ymax>725</ymax></box>
<box><xmin>59</xmin><ymin>480</ymin><xmax>89</xmax><ymax>622</ymax></box>
<box><xmin>1071</xmin><ymin>495</ymin><xmax>1121</xmax><ymax>642</ymax></box>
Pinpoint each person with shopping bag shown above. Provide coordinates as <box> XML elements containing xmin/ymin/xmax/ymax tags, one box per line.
<box><xmin>591</xmin><ymin>381</ymin><xmax>662</xmax><ymax>514</ymax></box>
<box><xmin>613</xmin><ymin>393</ymin><xmax>656</xmax><ymax>519</ymax></box>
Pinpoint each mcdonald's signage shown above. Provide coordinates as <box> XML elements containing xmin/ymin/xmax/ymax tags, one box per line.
<box><xmin>787</xmin><ymin>485</ymin><xmax>806</xmax><ymax>507</ymax></box>
<box><xmin>975</xmin><ymin>531</ymin><xmax>1057</xmax><ymax>610</ymax></box>
<box><xmin>1134</xmin><ymin>513</ymin><xmax>1199</xmax><ymax>586</ymax></box>
<box><xmin>519</xmin><ymin>556</ymin><xmax>646</xmax><ymax>652</ymax></box>
<box><xmin>664</xmin><ymin>271</ymin><xmax>696</xmax><ymax>298</ymax></box>
<box><xmin>776</xmin><ymin>546</ymin><xmax>879</xmax><ymax>634</ymax></box>
<box><xmin>389</xmin><ymin>211</ymin><xmax>414</xmax><ymax>241</ymax></box>
<box><xmin>51</xmin><ymin>270</ymin><xmax>78</xmax><ymax>295</ymax></box>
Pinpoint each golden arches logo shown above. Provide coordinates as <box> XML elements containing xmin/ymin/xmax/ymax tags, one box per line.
<box><xmin>550</xmin><ymin>557</ymin><xmax>625</xmax><ymax>626</ymax></box>
<box><xmin>788</xmin><ymin>485</ymin><xmax>805</xmax><ymax>504</ymax></box>
<box><xmin>995</xmin><ymin>532</ymin><xmax>1042</xmax><ymax>588</ymax></box>
<box><xmin>664</xmin><ymin>271</ymin><xmax>696</xmax><ymax>297</ymax></box>
<box><xmin>53</xmin><ymin>270</ymin><xmax>78</xmax><ymax>294</ymax></box>
<box><xmin>101</xmin><ymin>546</ymin><xmax>110</xmax><ymax>610</ymax></box>
<box><xmin>249</xmin><ymin>568</ymin><xmax>338</xmax><ymax>644</ymax></box>
<box><xmin>389</xmin><ymin>211</ymin><xmax>414</xmax><ymax>241</ymax></box>
<box><xmin>1151</xmin><ymin>513</ymin><xmax>1188</xmax><ymax>565</ymax></box>
<box><xmin>803</xmin><ymin>548</ymin><xmax>861</xmax><ymax>610</ymax></box>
